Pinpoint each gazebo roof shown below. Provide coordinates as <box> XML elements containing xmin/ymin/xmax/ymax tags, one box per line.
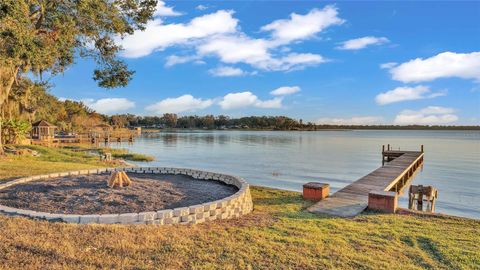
<box><xmin>32</xmin><ymin>120</ymin><xmax>57</xmax><ymax>128</ymax></box>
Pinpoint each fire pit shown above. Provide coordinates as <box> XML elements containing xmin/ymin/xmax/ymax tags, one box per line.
<box><xmin>0</xmin><ymin>167</ymin><xmax>253</xmax><ymax>225</ymax></box>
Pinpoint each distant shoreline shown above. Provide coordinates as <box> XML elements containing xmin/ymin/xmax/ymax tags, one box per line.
<box><xmin>141</xmin><ymin>127</ymin><xmax>480</xmax><ymax>132</ymax></box>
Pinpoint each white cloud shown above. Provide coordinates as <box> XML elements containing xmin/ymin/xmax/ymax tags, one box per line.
<box><xmin>165</xmin><ymin>55</ymin><xmax>201</xmax><ymax>67</ymax></box>
<box><xmin>154</xmin><ymin>1</ymin><xmax>182</xmax><ymax>17</ymax></box>
<box><xmin>208</xmin><ymin>66</ymin><xmax>248</xmax><ymax>77</ymax></box>
<box><xmin>394</xmin><ymin>106</ymin><xmax>458</xmax><ymax>125</ymax></box>
<box><xmin>219</xmin><ymin>91</ymin><xmax>283</xmax><ymax>109</ymax></box>
<box><xmin>316</xmin><ymin>116</ymin><xmax>384</xmax><ymax>125</ymax></box>
<box><xmin>119</xmin><ymin>10</ymin><xmax>238</xmax><ymax>58</ymax></box>
<box><xmin>279</xmin><ymin>53</ymin><xmax>327</xmax><ymax>70</ymax></box>
<box><xmin>145</xmin><ymin>95</ymin><xmax>213</xmax><ymax>114</ymax></box>
<box><xmin>261</xmin><ymin>6</ymin><xmax>344</xmax><ymax>44</ymax></box>
<box><xmin>82</xmin><ymin>98</ymin><xmax>135</xmax><ymax>114</ymax></box>
<box><xmin>270</xmin><ymin>86</ymin><xmax>301</xmax><ymax>96</ymax></box>
<box><xmin>197</xmin><ymin>34</ymin><xmax>272</xmax><ymax>67</ymax></box>
<box><xmin>380</xmin><ymin>62</ymin><xmax>397</xmax><ymax>69</ymax></box>
<box><xmin>119</xmin><ymin>7</ymin><xmax>337</xmax><ymax>72</ymax></box>
<box><xmin>388</xmin><ymin>51</ymin><xmax>480</xmax><ymax>83</ymax></box>
<box><xmin>375</xmin><ymin>85</ymin><xmax>447</xmax><ymax>105</ymax></box>
<box><xmin>255</xmin><ymin>97</ymin><xmax>283</xmax><ymax>109</ymax></box>
<box><xmin>337</xmin><ymin>36</ymin><xmax>389</xmax><ymax>50</ymax></box>
<box><xmin>197</xmin><ymin>35</ymin><xmax>326</xmax><ymax>71</ymax></box>
<box><xmin>196</xmin><ymin>5</ymin><xmax>208</xmax><ymax>11</ymax></box>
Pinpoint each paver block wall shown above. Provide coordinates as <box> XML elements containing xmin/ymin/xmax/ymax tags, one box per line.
<box><xmin>0</xmin><ymin>167</ymin><xmax>253</xmax><ymax>225</ymax></box>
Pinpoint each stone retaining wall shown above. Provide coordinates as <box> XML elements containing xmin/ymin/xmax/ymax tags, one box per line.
<box><xmin>0</xmin><ymin>167</ymin><xmax>253</xmax><ymax>225</ymax></box>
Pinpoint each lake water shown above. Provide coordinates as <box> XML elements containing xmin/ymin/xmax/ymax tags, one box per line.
<box><xmin>113</xmin><ymin>130</ymin><xmax>480</xmax><ymax>219</ymax></box>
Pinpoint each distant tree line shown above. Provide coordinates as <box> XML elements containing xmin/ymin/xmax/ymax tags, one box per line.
<box><xmin>104</xmin><ymin>113</ymin><xmax>480</xmax><ymax>131</ymax></box>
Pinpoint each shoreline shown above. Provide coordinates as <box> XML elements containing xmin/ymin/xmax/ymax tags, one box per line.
<box><xmin>142</xmin><ymin>127</ymin><xmax>480</xmax><ymax>132</ymax></box>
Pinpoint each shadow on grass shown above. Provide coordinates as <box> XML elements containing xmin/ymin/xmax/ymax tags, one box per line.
<box><xmin>417</xmin><ymin>236</ymin><xmax>454</xmax><ymax>269</ymax></box>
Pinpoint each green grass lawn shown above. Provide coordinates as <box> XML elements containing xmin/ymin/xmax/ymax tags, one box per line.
<box><xmin>97</xmin><ymin>147</ymin><xmax>155</xmax><ymax>162</ymax></box>
<box><xmin>0</xmin><ymin>147</ymin><xmax>478</xmax><ymax>269</ymax></box>
<box><xmin>0</xmin><ymin>145</ymin><xmax>105</xmax><ymax>181</ymax></box>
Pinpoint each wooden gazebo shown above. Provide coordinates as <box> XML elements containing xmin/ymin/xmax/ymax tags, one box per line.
<box><xmin>31</xmin><ymin>120</ymin><xmax>57</xmax><ymax>140</ymax></box>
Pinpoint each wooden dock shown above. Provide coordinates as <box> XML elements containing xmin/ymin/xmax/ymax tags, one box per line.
<box><xmin>307</xmin><ymin>146</ymin><xmax>424</xmax><ymax>217</ymax></box>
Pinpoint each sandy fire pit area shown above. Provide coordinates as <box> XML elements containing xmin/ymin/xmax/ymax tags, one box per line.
<box><xmin>0</xmin><ymin>173</ymin><xmax>238</xmax><ymax>215</ymax></box>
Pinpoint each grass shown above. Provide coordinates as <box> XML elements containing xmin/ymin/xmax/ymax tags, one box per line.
<box><xmin>0</xmin><ymin>147</ymin><xmax>479</xmax><ymax>269</ymax></box>
<box><xmin>97</xmin><ymin>147</ymin><xmax>155</xmax><ymax>162</ymax></box>
<box><xmin>0</xmin><ymin>145</ymin><xmax>104</xmax><ymax>181</ymax></box>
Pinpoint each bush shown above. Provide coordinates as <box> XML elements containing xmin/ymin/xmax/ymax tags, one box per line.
<box><xmin>1</xmin><ymin>119</ymin><xmax>31</xmax><ymax>144</ymax></box>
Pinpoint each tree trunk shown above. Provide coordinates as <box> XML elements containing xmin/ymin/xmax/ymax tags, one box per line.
<box><xmin>0</xmin><ymin>66</ymin><xmax>19</xmax><ymax>155</ymax></box>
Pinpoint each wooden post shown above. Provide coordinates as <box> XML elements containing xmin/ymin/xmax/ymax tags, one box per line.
<box><xmin>421</xmin><ymin>145</ymin><xmax>424</xmax><ymax>153</ymax></box>
<box><xmin>382</xmin><ymin>145</ymin><xmax>385</xmax><ymax>166</ymax></box>
<box><xmin>387</xmin><ymin>144</ymin><xmax>390</xmax><ymax>151</ymax></box>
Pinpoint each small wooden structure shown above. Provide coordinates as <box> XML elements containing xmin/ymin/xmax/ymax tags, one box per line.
<box><xmin>100</xmin><ymin>152</ymin><xmax>112</xmax><ymax>162</ymax></box>
<box><xmin>408</xmin><ymin>185</ymin><xmax>438</xmax><ymax>212</ymax></box>
<box><xmin>108</xmin><ymin>171</ymin><xmax>132</xmax><ymax>188</ymax></box>
<box><xmin>31</xmin><ymin>120</ymin><xmax>57</xmax><ymax>140</ymax></box>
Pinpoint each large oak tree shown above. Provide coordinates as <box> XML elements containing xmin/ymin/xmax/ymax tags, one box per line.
<box><xmin>0</xmin><ymin>0</ymin><xmax>157</xmax><ymax>153</ymax></box>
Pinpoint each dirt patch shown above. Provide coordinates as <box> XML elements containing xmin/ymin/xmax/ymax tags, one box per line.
<box><xmin>0</xmin><ymin>173</ymin><xmax>238</xmax><ymax>214</ymax></box>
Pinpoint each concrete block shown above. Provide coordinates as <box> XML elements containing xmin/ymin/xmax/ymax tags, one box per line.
<box><xmin>189</xmin><ymin>205</ymin><xmax>204</xmax><ymax>214</ymax></box>
<box><xmin>97</xmin><ymin>168</ymin><xmax>108</xmax><ymax>173</ymax></box>
<box><xmin>28</xmin><ymin>211</ymin><xmax>49</xmax><ymax>219</ymax></box>
<box><xmin>173</xmin><ymin>207</ymin><xmax>189</xmax><ymax>217</ymax></box>
<box><xmin>152</xmin><ymin>219</ymin><xmax>164</xmax><ymax>225</ymax></box>
<box><xmin>196</xmin><ymin>212</ymin><xmax>204</xmax><ymax>219</ymax></box>
<box><xmin>202</xmin><ymin>203</ymin><xmax>217</xmax><ymax>211</ymax></box>
<box><xmin>119</xmin><ymin>213</ymin><xmax>139</xmax><ymax>224</ymax></box>
<box><xmin>0</xmin><ymin>205</ymin><xmax>17</xmax><ymax>214</ymax></box>
<box><xmin>88</xmin><ymin>169</ymin><xmax>99</xmax><ymax>174</ymax></box>
<box><xmin>156</xmin><ymin>209</ymin><xmax>173</xmax><ymax>219</ymax></box>
<box><xmin>79</xmin><ymin>215</ymin><xmax>99</xmax><ymax>224</ymax></box>
<box><xmin>180</xmin><ymin>215</ymin><xmax>191</xmax><ymax>222</ymax></box>
<box><xmin>164</xmin><ymin>217</ymin><xmax>180</xmax><ymax>225</ymax></box>
<box><xmin>13</xmin><ymin>209</ymin><xmax>38</xmax><ymax>216</ymax></box>
<box><xmin>98</xmin><ymin>214</ymin><xmax>120</xmax><ymax>224</ymax></box>
<box><xmin>42</xmin><ymin>213</ymin><xmax>63</xmax><ymax>221</ymax></box>
<box><xmin>61</xmin><ymin>215</ymin><xmax>81</xmax><ymax>224</ymax></box>
<box><xmin>138</xmin><ymin>212</ymin><xmax>156</xmax><ymax>222</ymax></box>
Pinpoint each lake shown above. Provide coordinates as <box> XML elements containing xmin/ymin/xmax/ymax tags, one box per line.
<box><xmin>113</xmin><ymin>130</ymin><xmax>480</xmax><ymax>219</ymax></box>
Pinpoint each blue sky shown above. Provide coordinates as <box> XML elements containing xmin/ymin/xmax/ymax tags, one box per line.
<box><xmin>50</xmin><ymin>1</ymin><xmax>480</xmax><ymax>125</ymax></box>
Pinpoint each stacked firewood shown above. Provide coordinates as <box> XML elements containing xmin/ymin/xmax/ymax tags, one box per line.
<box><xmin>107</xmin><ymin>171</ymin><xmax>132</xmax><ymax>188</ymax></box>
